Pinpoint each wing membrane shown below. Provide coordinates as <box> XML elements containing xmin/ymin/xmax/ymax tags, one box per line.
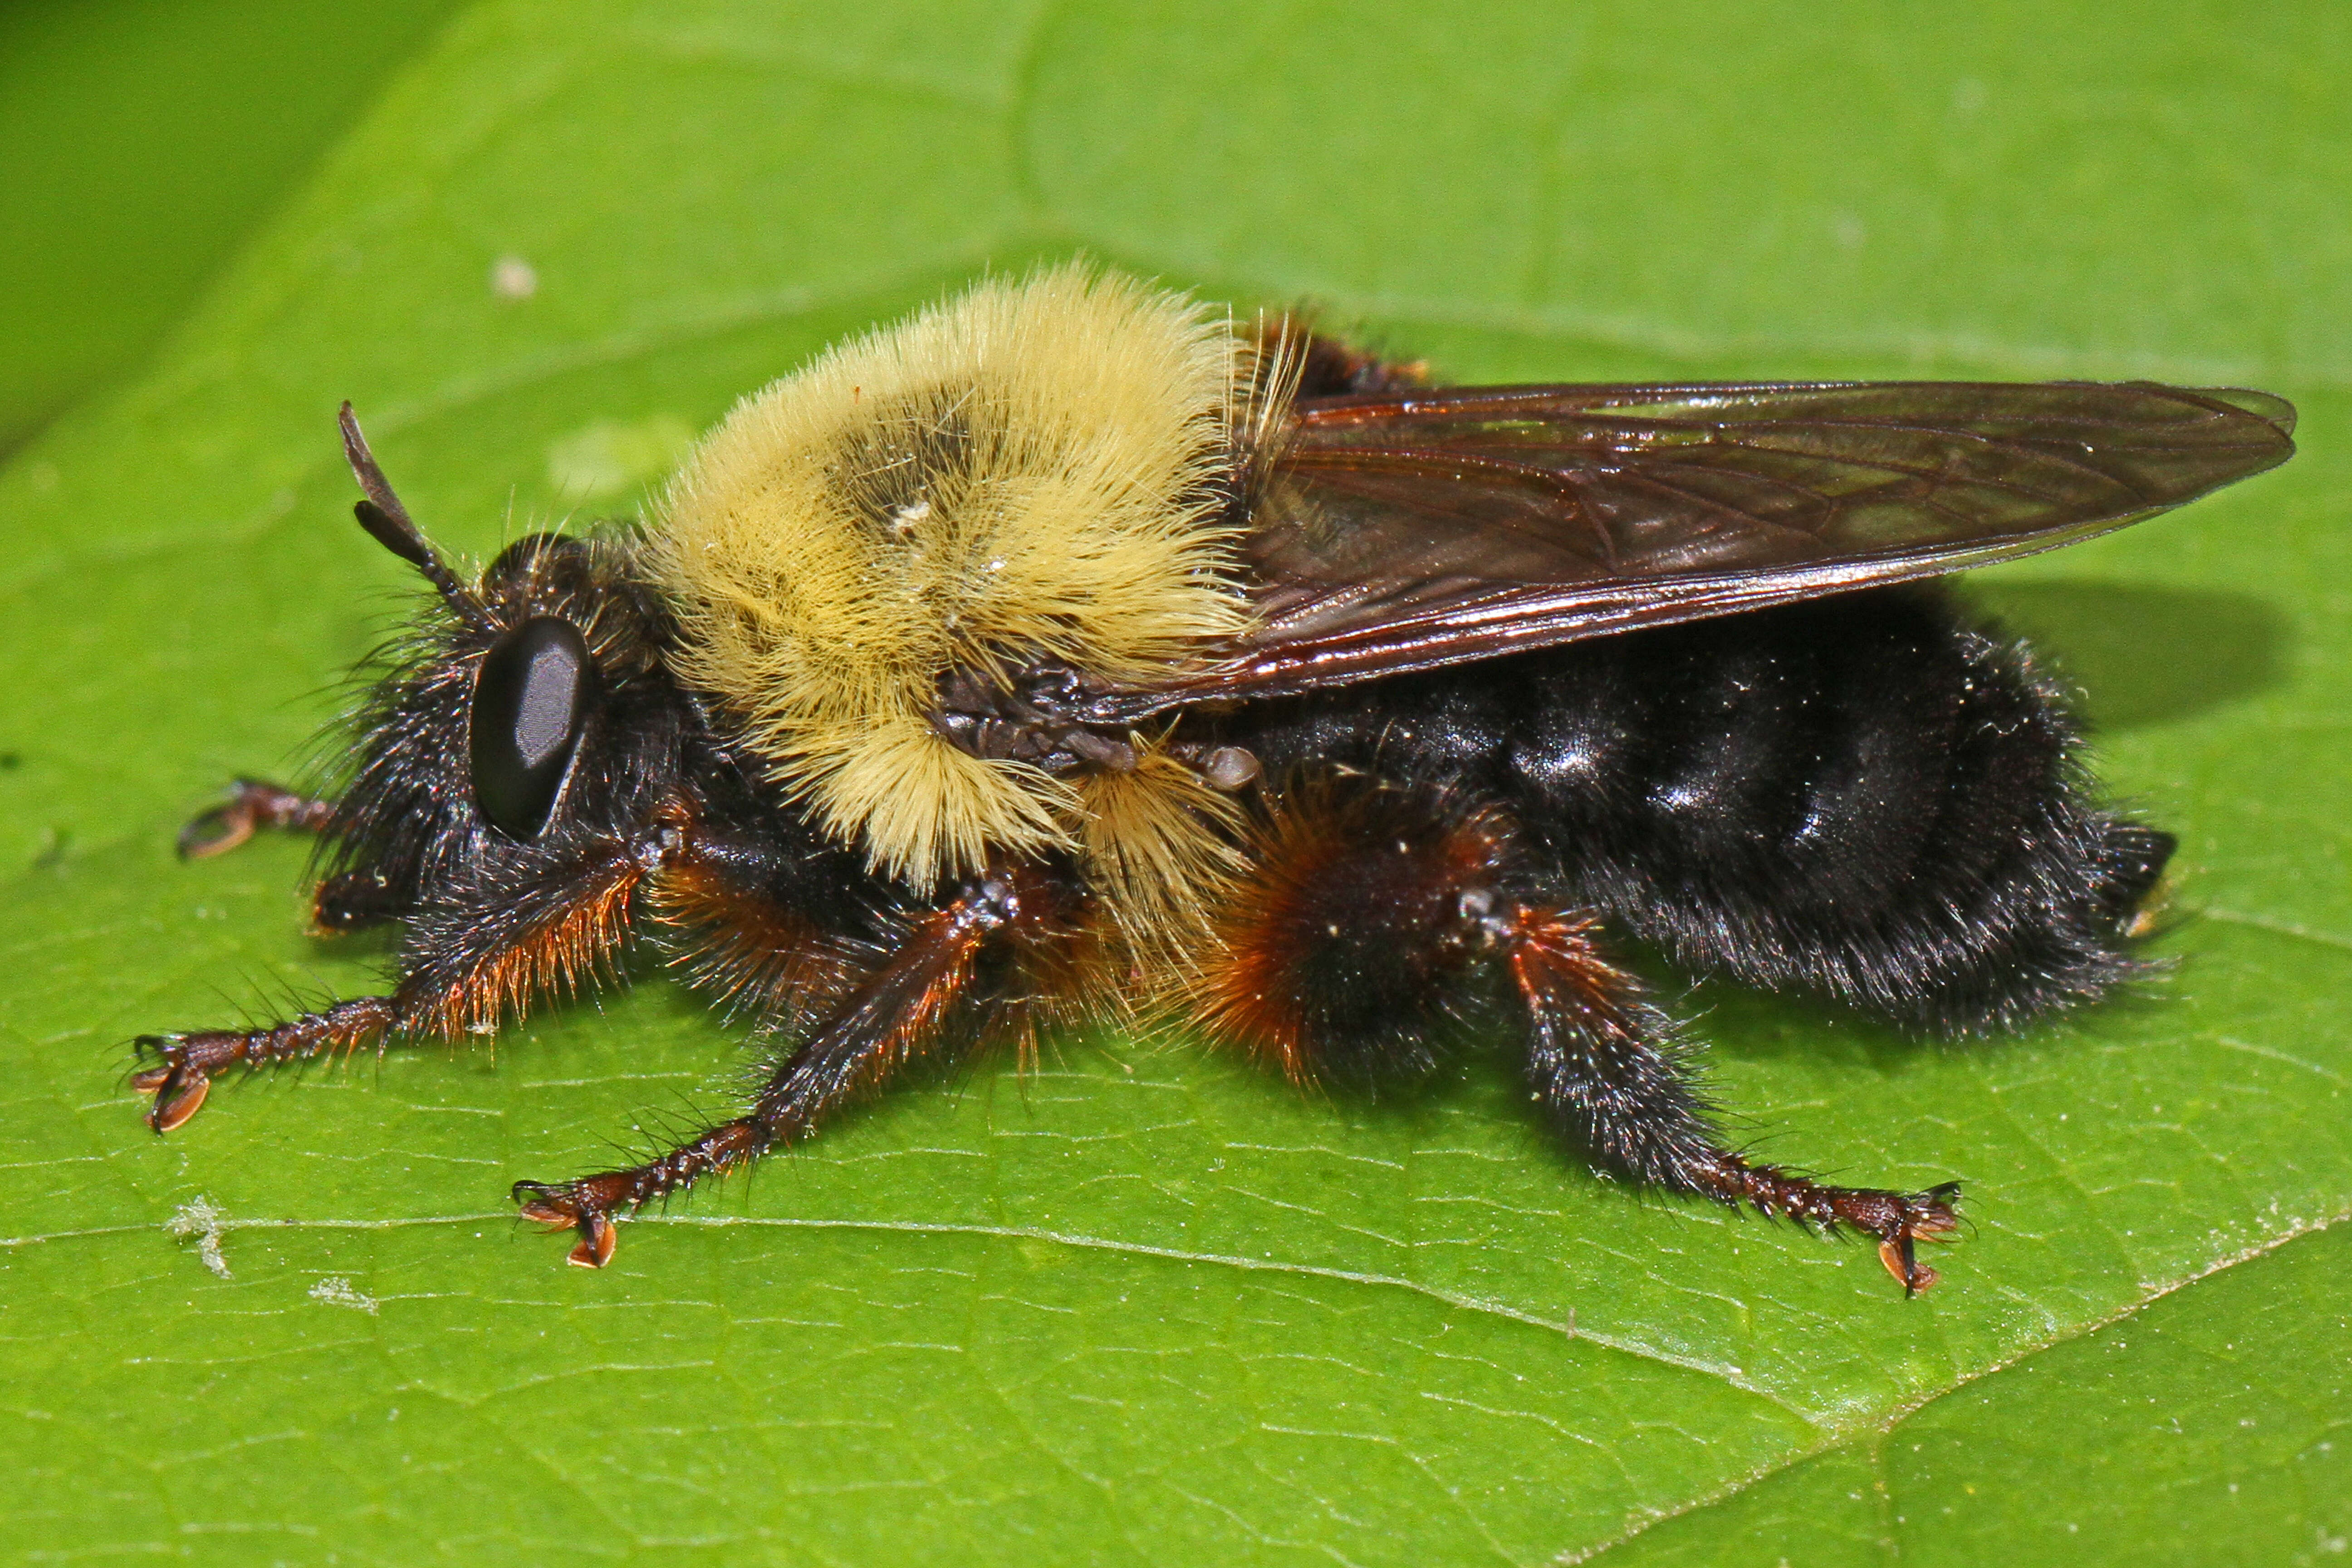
<box><xmin>1122</xmin><ymin>380</ymin><xmax>2293</xmax><ymax>712</ymax></box>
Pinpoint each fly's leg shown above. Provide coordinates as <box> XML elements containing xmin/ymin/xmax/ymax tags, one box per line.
<box><xmin>176</xmin><ymin>779</ymin><xmax>409</xmax><ymax>931</ymax></box>
<box><xmin>137</xmin><ymin>829</ymin><xmax>655</xmax><ymax>1132</ymax></box>
<box><xmin>177</xmin><ymin>779</ymin><xmax>337</xmax><ymax>858</ymax></box>
<box><xmin>1505</xmin><ymin>907</ymin><xmax>1960</xmax><ymax>1294</ymax></box>
<box><xmin>514</xmin><ymin>864</ymin><xmax>1077</xmax><ymax>1268</ymax></box>
<box><xmin>133</xmin><ymin>997</ymin><xmax>396</xmax><ymax>1131</ymax></box>
<box><xmin>1193</xmin><ymin>778</ymin><xmax>1961</xmax><ymax>1295</ymax></box>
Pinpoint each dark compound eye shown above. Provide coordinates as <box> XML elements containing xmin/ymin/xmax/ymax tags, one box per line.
<box><xmin>469</xmin><ymin>617</ymin><xmax>597</xmax><ymax>839</ymax></box>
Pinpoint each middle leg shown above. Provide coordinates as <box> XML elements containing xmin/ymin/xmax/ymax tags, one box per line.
<box><xmin>514</xmin><ymin>862</ymin><xmax>1087</xmax><ymax>1267</ymax></box>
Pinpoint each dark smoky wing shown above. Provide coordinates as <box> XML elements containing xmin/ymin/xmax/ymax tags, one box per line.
<box><xmin>1128</xmin><ymin>380</ymin><xmax>2293</xmax><ymax>710</ymax></box>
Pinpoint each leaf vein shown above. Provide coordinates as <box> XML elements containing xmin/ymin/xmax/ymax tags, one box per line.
<box><xmin>1557</xmin><ymin>1208</ymin><xmax>2350</xmax><ymax>1563</ymax></box>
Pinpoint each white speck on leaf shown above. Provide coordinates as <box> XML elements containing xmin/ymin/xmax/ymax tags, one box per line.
<box><xmin>165</xmin><ymin>1196</ymin><xmax>232</xmax><ymax>1279</ymax></box>
<box><xmin>310</xmin><ymin>1277</ymin><xmax>381</xmax><ymax>1315</ymax></box>
<box><xmin>490</xmin><ymin>255</ymin><xmax>539</xmax><ymax>299</ymax></box>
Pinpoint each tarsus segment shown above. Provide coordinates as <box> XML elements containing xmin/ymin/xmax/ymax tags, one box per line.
<box><xmin>177</xmin><ymin>779</ymin><xmax>336</xmax><ymax>859</ymax></box>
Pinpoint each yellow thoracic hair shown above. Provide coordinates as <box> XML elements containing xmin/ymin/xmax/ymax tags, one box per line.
<box><xmin>647</xmin><ymin>266</ymin><xmax>1250</xmax><ymax>888</ymax></box>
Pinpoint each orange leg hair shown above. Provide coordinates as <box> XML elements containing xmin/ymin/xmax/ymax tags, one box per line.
<box><xmin>138</xmin><ymin>797</ymin><xmax>765</xmax><ymax>1134</ymax></box>
<box><xmin>514</xmin><ymin>863</ymin><xmax>1082</xmax><ymax>1267</ymax></box>
<box><xmin>133</xmin><ymin>841</ymin><xmax>651</xmax><ymax>1133</ymax></box>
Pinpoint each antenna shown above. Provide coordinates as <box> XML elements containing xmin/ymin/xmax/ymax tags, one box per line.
<box><xmin>337</xmin><ymin>402</ymin><xmax>480</xmax><ymax>616</ymax></box>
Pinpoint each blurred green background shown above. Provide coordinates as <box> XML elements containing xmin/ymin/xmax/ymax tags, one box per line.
<box><xmin>1</xmin><ymin>3</ymin><xmax>2345</xmax><ymax>1565</ymax></box>
<box><xmin>0</xmin><ymin>0</ymin><xmax>468</xmax><ymax>456</ymax></box>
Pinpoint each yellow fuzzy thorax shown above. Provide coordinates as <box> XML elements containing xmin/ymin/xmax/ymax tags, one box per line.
<box><xmin>647</xmin><ymin>266</ymin><xmax>1250</xmax><ymax>893</ymax></box>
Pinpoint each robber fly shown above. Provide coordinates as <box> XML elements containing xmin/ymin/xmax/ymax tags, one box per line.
<box><xmin>139</xmin><ymin>265</ymin><xmax>2296</xmax><ymax>1292</ymax></box>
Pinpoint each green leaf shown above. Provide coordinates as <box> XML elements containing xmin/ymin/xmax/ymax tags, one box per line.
<box><xmin>3</xmin><ymin>3</ymin><xmax>2345</xmax><ymax>1563</ymax></box>
<box><xmin>1611</xmin><ymin>1222</ymin><xmax>2352</xmax><ymax>1566</ymax></box>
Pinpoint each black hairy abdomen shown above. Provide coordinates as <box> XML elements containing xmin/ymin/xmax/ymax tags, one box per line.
<box><xmin>1220</xmin><ymin>587</ymin><xmax>2171</xmax><ymax>1035</ymax></box>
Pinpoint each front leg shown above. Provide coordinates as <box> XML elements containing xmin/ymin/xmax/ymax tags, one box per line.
<box><xmin>134</xmin><ymin>997</ymin><xmax>397</xmax><ymax>1132</ymax></box>
<box><xmin>177</xmin><ymin>779</ymin><xmax>337</xmax><ymax>858</ymax></box>
<box><xmin>172</xmin><ymin>779</ymin><xmax>407</xmax><ymax>931</ymax></box>
<box><xmin>135</xmin><ymin>827</ymin><xmax>657</xmax><ymax>1132</ymax></box>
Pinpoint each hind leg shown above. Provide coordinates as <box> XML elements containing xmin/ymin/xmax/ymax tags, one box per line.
<box><xmin>1192</xmin><ymin>779</ymin><xmax>1961</xmax><ymax>1294</ymax></box>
